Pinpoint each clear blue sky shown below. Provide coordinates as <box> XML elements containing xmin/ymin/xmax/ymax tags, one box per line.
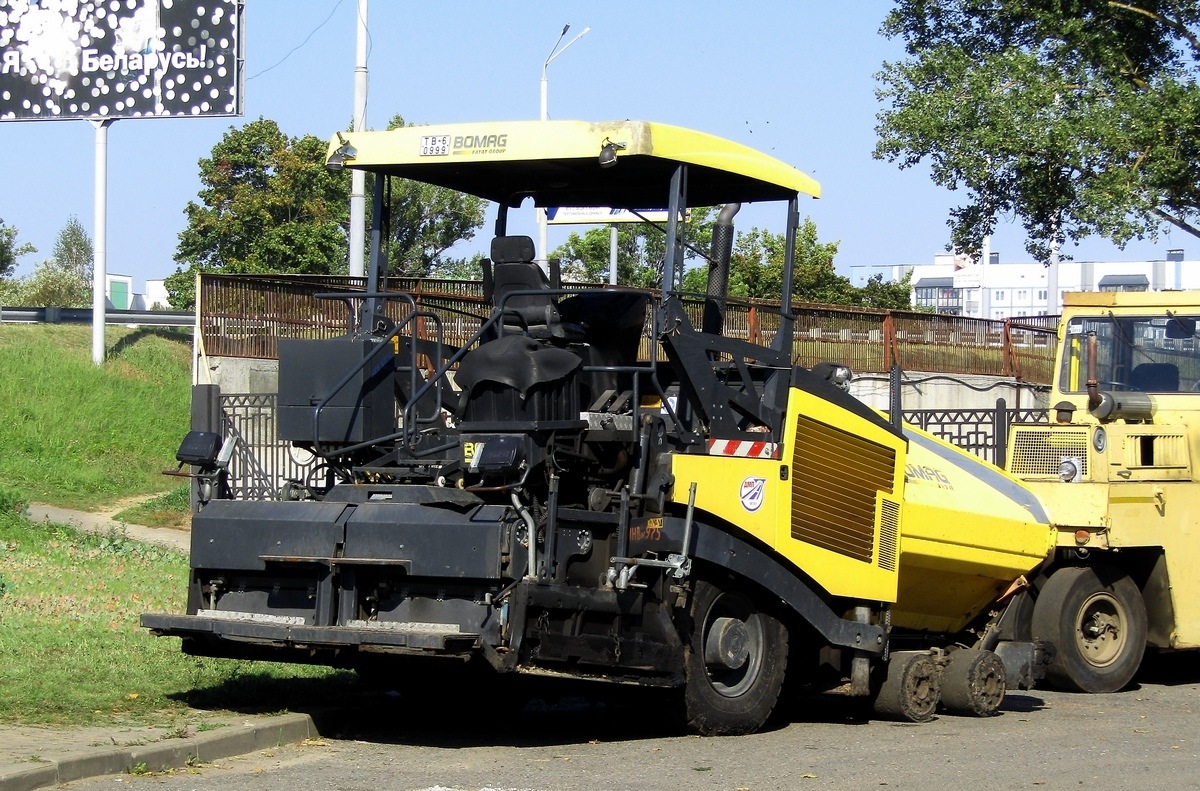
<box><xmin>0</xmin><ymin>1</ymin><xmax>1184</xmax><ymax>290</ymax></box>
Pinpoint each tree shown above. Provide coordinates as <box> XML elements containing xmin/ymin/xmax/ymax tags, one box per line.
<box><xmin>684</xmin><ymin>218</ymin><xmax>913</xmax><ymax>309</ymax></box>
<box><xmin>166</xmin><ymin>118</ymin><xmax>352</xmax><ymax>308</ymax></box>
<box><xmin>2</xmin><ymin>217</ymin><xmax>93</xmax><ymax>308</ymax></box>
<box><xmin>876</xmin><ymin>1</ymin><xmax>1200</xmax><ymax>261</ymax></box>
<box><xmin>52</xmin><ymin>215</ymin><xmax>93</xmax><ymax>285</ymax></box>
<box><xmin>553</xmin><ymin>209</ymin><xmax>716</xmax><ymax>288</ymax></box>
<box><xmin>382</xmin><ymin>115</ymin><xmax>488</xmax><ymax>278</ymax></box>
<box><xmin>718</xmin><ymin>219</ymin><xmax>850</xmax><ymax>303</ymax></box>
<box><xmin>0</xmin><ymin>218</ymin><xmax>35</xmax><ymax>280</ymax></box>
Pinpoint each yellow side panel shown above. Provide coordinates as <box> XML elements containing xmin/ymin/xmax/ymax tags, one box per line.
<box><xmin>669</xmin><ymin>454</ymin><xmax>784</xmax><ymax>552</ymax></box>
<box><xmin>673</xmin><ymin>387</ymin><xmax>905</xmax><ymax>603</ymax></box>
<box><xmin>895</xmin><ymin>426</ymin><xmax>1054</xmax><ymax>633</ymax></box>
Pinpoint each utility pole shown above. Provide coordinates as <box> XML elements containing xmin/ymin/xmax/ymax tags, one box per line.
<box><xmin>348</xmin><ymin>0</ymin><xmax>368</xmax><ymax>277</ymax></box>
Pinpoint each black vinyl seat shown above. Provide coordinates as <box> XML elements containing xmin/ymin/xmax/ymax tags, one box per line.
<box><xmin>483</xmin><ymin>235</ymin><xmax>581</xmax><ymax>341</ymax></box>
<box><xmin>1130</xmin><ymin>362</ymin><xmax>1179</xmax><ymax>392</ymax></box>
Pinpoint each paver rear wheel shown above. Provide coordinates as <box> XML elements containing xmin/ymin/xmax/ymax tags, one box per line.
<box><xmin>874</xmin><ymin>651</ymin><xmax>941</xmax><ymax>722</ymax></box>
<box><xmin>682</xmin><ymin>579</ymin><xmax>788</xmax><ymax>735</ymax></box>
<box><xmin>1031</xmin><ymin>566</ymin><xmax>1147</xmax><ymax>693</ymax></box>
<box><xmin>939</xmin><ymin>649</ymin><xmax>1005</xmax><ymax>716</ymax></box>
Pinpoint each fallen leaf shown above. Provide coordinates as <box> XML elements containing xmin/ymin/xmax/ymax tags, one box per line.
<box><xmin>801</xmin><ymin>773</ymin><xmax>817</xmax><ymax>779</ymax></box>
<box><xmin>694</xmin><ymin>767</ymin><xmax>713</xmax><ymax>772</ymax></box>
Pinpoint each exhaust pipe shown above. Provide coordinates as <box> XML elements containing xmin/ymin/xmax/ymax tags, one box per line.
<box><xmin>702</xmin><ymin>203</ymin><xmax>740</xmax><ymax>335</ymax></box>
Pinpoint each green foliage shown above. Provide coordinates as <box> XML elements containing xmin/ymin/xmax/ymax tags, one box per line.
<box><xmin>429</xmin><ymin>252</ymin><xmax>486</xmax><ymax>280</ymax></box>
<box><xmin>876</xmin><ymin>1</ymin><xmax>1200</xmax><ymax>260</ymax></box>
<box><xmin>0</xmin><ymin>217</ymin><xmax>35</xmax><ymax>279</ymax></box>
<box><xmin>0</xmin><ymin>512</ymin><xmax>354</xmax><ymax>725</ymax></box>
<box><xmin>53</xmin><ymin>215</ymin><xmax>94</xmax><ymax>284</ymax></box>
<box><xmin>113</xmin><ymin>485</ymin><xmax>191</xmax><ymax>530</ymax></box>
<box><xmin>167</xmin><ymin>118</ymin><xmax>352</xmax><ymax>308</ymax></box>
<box><xmin>553</xmin><ymin>208</ymin><xmax>716</xmax><ymax>288</ymax></box>
<box><xmin>6</xmin><ymin>216</ymin><xmax>96</xmax><ymax>307</ymax></box>
<box><xmin>563</xmin><ymin>215</ymin><xmax>911</xmax><ymax>309</ymax></box>
<box><xmin>0</xmin><ymin>325</ymin><xmax>191</xmax><ymax>508</ymax></box>
<box><xmin>382</xmin><ymin>115</ymin><xmax>488</xmax><ymax>278</ymax></box>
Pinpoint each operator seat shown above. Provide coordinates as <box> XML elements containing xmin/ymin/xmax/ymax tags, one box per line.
<box><xmin>482</xmin><ymin>235</ymin><xmax>581</xmax><ymax>341</ymax></box>
<box><xmin>1130</xmin><ymin>362</ymin><xmax>1179</xmax><ymax>392</ymax></box>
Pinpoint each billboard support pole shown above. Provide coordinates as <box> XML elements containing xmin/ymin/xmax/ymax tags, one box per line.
<box><xmin>91</xmin><ymin>118</ymin><xmax>113</xmax><ymax>366</ymax></box>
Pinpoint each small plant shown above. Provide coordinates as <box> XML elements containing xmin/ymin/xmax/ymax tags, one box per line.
<box><xmin>196</xmin><ymin>722</ymin><xmax>227</xmax><ymax>733</ymax></box>
<box><xmin>130</xmin><ymin>762</ymin><xmax>150</xmax><ymax>776</ymax></box>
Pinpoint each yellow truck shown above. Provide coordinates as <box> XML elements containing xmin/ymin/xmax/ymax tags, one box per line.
<box><xmin>144</xmin><ymin>120</ymin><xmax>1055</xmax><ymax>733</ymax></box>
<box><xmin>1005</xmin><ymin>291</ymin><xmax>1200</xmax><ymax>692</ymax></box>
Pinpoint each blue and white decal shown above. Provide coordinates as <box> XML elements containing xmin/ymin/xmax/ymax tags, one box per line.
<box><xmin>739</xmin><ymin>476</ymin><xmax>767</xmax><ymax>512</ymax></box>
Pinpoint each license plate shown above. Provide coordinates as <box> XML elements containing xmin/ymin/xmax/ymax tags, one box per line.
<box><xmin>420</xmin><ymin>135</ymin><xmax>450</xmax><ymax>156</ymax></box>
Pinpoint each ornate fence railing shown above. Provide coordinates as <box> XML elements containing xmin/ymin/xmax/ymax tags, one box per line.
<box><xmin>197</xmin><ymin>274</ymin><xmax>1059</xmax><ymax>382</ymax></box>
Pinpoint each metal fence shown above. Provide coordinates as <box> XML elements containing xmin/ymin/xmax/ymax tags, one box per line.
<box><xmin>217</xmin><ymin>393</ymin><xmax>320</xmax><ymax>500</ymax></box>
<box><xmin>197</xmin><ymin>274</ymin><xmax>1059</xmax><ymax>382</ymax></box>
<box><xmin>901</xmin><ymin>401</ymin><xmax>1049</xmax><ymax>467</ymax></box>
<box><xmin>211</xmin><ymin>390</ymin><xmax>1049</xmax><ymax>501</ymax></box>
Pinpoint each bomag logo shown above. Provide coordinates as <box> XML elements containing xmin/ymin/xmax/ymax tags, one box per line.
<box><xmin>453</xmin><ymin>133</ymin><xmax>508</xmax><ymax>154</ymax></box>
<box><xmin>906</xmin><ymin>464</ymin><xmax>954</xmax><ymax>490</ymax></box>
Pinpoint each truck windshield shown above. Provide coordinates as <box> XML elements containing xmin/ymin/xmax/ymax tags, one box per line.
<box><xmin>1059</xmin><ymin>314</ymin><xmax>1200</xmax><ymax>393</ymax></box>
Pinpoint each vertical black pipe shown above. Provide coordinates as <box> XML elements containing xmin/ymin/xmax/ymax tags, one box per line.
<box><xmin>889</xmin><ymin>364</ymin><xmax>903</xmax><ymax>431</ymax></box>
<box><xmin>773</xmin><ymin>197</ymin><xmax>800</xmax><ymax>354</ymax></box>
<box><xmin>360</xmin><ymin>174</ymin><xmax>388</xmax><ymax>333</ymax></box>
<box><xmin>995</xmin><ymin>397</ymin><xmax>1009</xmax><ymax>468</ymax></box>
<box><xmin>703</xmin><ymin>203</ymin><xmax>740</xmax><ymax>335</ymax></box>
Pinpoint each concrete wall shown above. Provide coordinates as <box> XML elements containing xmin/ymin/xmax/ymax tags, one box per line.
<box><xmin>200</xmin><ymin>356</ymin><xmax>279</xmax><ymax>395</ymax></box>
<box><xmin>203</xmin><ymin>356</ymin><xmax>1048</xmax><ymax>414</ymax></box>
<box><xmin>849</xmin><ymin>371</ymin><xmax>1049</xmax><ymax>412</ymax></box>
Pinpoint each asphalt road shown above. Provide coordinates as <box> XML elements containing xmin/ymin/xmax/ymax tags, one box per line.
<box><xmin>61</xmin><ymin>656</ymin><xmax>1200</xmax><ymax>791</ymax></box>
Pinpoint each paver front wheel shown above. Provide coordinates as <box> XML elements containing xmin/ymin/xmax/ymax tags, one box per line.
<box><xmin>1031</xmin><ymin>566</ymin><xmax>1147</xmax><ymax>693</ymax></box>
<box><xmin>682</xmin><ymin>579</ymin><xmax>789</xmax><ymax>735</ymax></box>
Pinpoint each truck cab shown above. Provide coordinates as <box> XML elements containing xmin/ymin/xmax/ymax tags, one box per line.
<box><xmin>1007</xmin><ymin>291</ymin><xmax>1200</xmax><ymax>691</ymax></box>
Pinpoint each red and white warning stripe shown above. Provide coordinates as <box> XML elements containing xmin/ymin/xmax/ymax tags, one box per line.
<box><xmin>706</xmin><ymin>439</ymin><xmax>779</xmax><ymax>459</ymax></box>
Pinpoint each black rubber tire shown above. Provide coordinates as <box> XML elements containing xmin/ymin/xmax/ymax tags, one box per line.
<box><xmin>939</xmin><ymin>649</ymin><xmax>1006</xmax><ymax>716</ymax></box>
<box><xmin>873</xmin><ymin>651</ymin><xmax>941</xmax><ymax>722</ymax></box>
<box><xmin>1031</xmin><ymin>566</ymin><xmax>1147</xmax><ymax>693</ymax></box>
<box><xmin>682</xmin><ymin>579</ymin><xmax>789</xmax><ymax>736</ymax></box>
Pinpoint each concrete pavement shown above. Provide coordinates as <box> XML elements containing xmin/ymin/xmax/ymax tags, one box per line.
<box><xmin>0</xmin><ymin>713</ymin><xmax>320</xmax><ymax>791</ymax></box>
<box><xmin>22</xmin><ymin>502</ymin><xmax>190</xmax><ymax>553</ymax></box>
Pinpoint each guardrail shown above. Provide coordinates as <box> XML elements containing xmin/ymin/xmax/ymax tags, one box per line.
<box><xmin>0</xmin><ymin>306</ymin><xmax>194</xmax><ymax>327</ymax></box>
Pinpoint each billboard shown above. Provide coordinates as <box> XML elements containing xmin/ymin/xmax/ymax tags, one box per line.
<box><xmin>0</xmin><ymin>0</ymin><xmax>243</xmax><ymax>121</ymax></box>
<box><xmin>546</xmin><ymin>206</ymin><xmax>673</xmax><ymax>225</ymax></box>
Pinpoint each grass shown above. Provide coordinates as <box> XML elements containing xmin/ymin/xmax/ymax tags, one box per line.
<box><xmin>113</xmin><ymin>485</ymin><xmax>192</xmax><ymax>529</ymax></box>
<box><xmin>0</xmin><ymin>485</ymin><xmax>358</xmax><ymax>727</ymax></box>
<box><xmin>0</xmin><ymin>324</ymin><xmax>193</xmax><ymax>510</ymax></box>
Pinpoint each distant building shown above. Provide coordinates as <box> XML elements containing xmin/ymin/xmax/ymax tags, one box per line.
<box><xmin>851</xmin><ymin>248</ymin><xmax>1194</xmax><ymax>319</ymax></box>
<box><xmin>105</xmin><ymin>274</ymin><xmax>171</xmax><ymax>310</ymax></box>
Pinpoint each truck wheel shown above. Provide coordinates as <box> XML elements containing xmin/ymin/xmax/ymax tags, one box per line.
<box><xmin>873</xmin><ymin>651</ymin><xmax>941</xmax><ymax>722</ymax></box>
<box><xmin>1031</xmin><ymin>566</ymin><xmax>1147</xmax><ymax>693</ymax></box>
<box><xmin>939</xmin><ymin>649</ymin><xmax>1005</xmax><ymax>716</ymax></box>
<box><xmin>683</xmin><ymin>579</ymin><xmax>788</xmax><ymax>736</ymax></box>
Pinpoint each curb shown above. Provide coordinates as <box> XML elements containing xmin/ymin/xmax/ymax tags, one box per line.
<box><xmin>0</xmin><ymin>713</ymin><xmax>317</xmax><ymax>791</ymax></box>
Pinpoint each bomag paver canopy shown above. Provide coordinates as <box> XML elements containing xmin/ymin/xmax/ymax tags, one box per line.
<box><xmin>325</xmin><ymin>120</ymin><xmax>820</xmax><ymax>208</ymax></box>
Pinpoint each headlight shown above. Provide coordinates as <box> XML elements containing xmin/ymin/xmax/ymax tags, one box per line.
<box><xmin>1059</xmin><ymin>458</ymin><xmax>1081</xmax><ymax>483</ymax></box>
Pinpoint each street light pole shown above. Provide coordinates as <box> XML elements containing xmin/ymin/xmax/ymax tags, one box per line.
<box><xmin>538</xmin><ymin>23</ymin><xmax>589</xmax><ymax>265</ymax></box>
<box><xmin>348</xmin><ymin>0</ymin><xmax>369</xmax><ymax>278</ymax></box>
